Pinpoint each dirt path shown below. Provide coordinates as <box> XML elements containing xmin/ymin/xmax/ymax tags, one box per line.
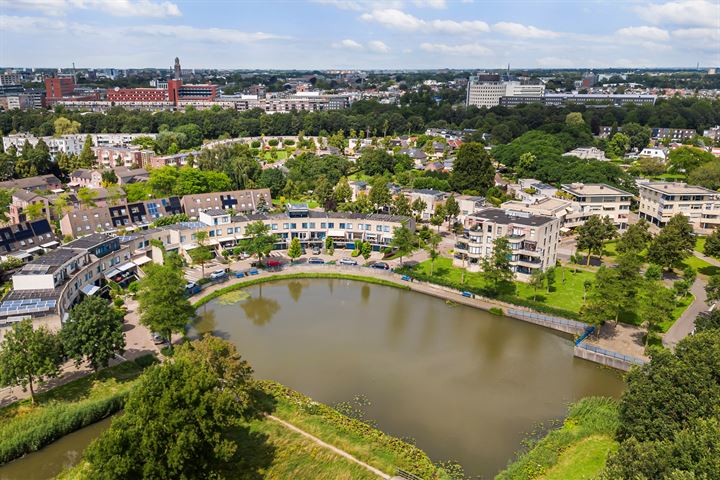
<box><xmin>268</xmin><ymin>415</ymin><xmax>390</xmax><ymax>479</ymax></box>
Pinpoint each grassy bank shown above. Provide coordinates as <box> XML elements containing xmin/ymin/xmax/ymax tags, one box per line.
<box><xmin>193</xmin><ymin>272</ymin><xmax>409</xmax><ymax>308</ymax></box>
<box><xmin>496</xmin><ymin>397</ymin><xmax>619</xmax><ymax>480</ymax></box>
<box><xmin>58</xmin><ymin>379</ymin><xmax>445</xmax><ymax>479</ymax></box>
<box><xmin>0</xmin><ymin>355</ymin><xmax>156</xmax><ymax>465</ymax></box>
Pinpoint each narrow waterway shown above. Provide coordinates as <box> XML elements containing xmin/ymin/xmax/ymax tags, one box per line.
<box><xmin>0</xmin><ymin>417</ymin><xmax>112</xmax><ymax>480</ymax></box>
<box><xmin>192</xmin><ymin>278</ymin><xmax>624</xmax><ymax>478</ymax></box>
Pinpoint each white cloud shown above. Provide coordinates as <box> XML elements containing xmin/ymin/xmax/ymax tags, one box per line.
<box><xmin>492</xmin><ymin>22</ymin><xmax>560</xmax><ymax>38</ymax></box>
<box><xmin>361</xmin><ymin>9</ymin><xmax>489</xmax><ymax>33</ymax></box>
<box><xmin>616</xmin><ymin>26</ymin><xmax>670</xmax><ymax>41</ymax></box>
<box><xmin>419</xmin><ymin>42</ymin><xmax>492</xmax><ymax>55</ymax></box>
<box><xmin>672</xmin><ymin>27</ymin><xmax>720</xmax><ymax>42</ymax></box>
<box><xmin>412</xmin><ymin>0</ymin><xmax>446</xmax><ymax>8</ymax></box>
<box><xmin>536</xmin><ymin>56</ymin><xmax>576</xmax><ymax>68</ymax></box>
<box><xmin>0</xmin><ymin>0</ymin><xmax>182</xmax><ymax>17</ymax></box>
<box><xmin>0</xmin><ymin>15</ymin><xmax>283</xmax><ymax>43</ymax></box>
<box><xmin>367</xmin><ymin>40</ymin><xmax>390</xmax><ymax>52</ymax></box>
<box><xmin>636</xmin><ymin>0</ymin><xmax>720</xmax><ymax>28</ymax></box>
<box><xmin>332</xmin><ymin>38</ymin><xmax>364</xmax><ymax>50</ymax></box>
<box><xmin>311</xmin><ymin>0</ymin><xmax>403</xmax><ymax>11</ymax></box>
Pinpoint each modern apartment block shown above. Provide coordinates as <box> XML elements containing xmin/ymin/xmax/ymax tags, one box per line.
<box><xmin>638</xmin><ymin>182</ymin><xmax>720</xmax><ymax>234</ymax></box>
<box><xmin>560</xmin><ymin>183</ymin><xmax>633</xmax><ymax>230</ymax></box>
<box><xmin>3</xmin><ymin>133</ymin><xmax>156</xmax><ymax>160</ymax></box>
<box><xmin>454</xmin><ymin>207</ymin><xmax>560</xmax><ymax>279</ymax></box>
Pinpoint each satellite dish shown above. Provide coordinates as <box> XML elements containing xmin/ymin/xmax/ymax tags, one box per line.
<box><xmin>114</xmin><ymin>86</ymin><xmax>120</xmax><ymax>91</ymax></box>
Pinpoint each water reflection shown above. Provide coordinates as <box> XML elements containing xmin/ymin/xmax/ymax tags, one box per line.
<box><xmin>287</xmin><ymin>281</ymin><xmax>304</xmax><ymax>303</ymax></box>
<box><xmin>361</xmin><ymin>284</ymin><xmax>370</xmax><ymax>303</ymax></box>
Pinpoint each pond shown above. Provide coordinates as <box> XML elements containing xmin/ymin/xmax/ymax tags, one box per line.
<box><xmin>191</xmin><ymin>278</ymin><xmax>625</xmax><ymax>478</ymax></box>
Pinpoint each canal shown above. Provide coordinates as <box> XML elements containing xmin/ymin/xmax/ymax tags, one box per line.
<box><xmin>0</xmin><ymin>278</ymin><xmax>624</xmax><ymax>479</ymax></box>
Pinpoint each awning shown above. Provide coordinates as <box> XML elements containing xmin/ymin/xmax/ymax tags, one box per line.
<box><xmin>327</xmin><ymin>229</ymin><xmax>346</xmax><ymax>237</ymax></box>
<box><xmin>25</xmin><ymin>247</ymin><xmax>43</xmax><ymax>254</ymax></box>
<box><xmin>133</xmin><ymin>256</ymin><xmax>152</xmax><ymax>266</ymax></box>
<box><xmin>41</xmin><ymin>241</ymin><xmax>60</xmax><ymax>249</ymax></box>
<box><xmin>81</xmin><ymin>284</ymin><xmax>100</xmax><ymax>296</ymax></box>
<box><xmin>560</xmin><ymin>227</ymin><xmax>571</xmax><ymax>233</ymax></box>
<box><xmin>104</xmin><ymin>268</ymin><xmax>120</xmax><ymax>278</ymax></box>
<box><xmin>117</xmin><ymin>262</ymin><xmax>136</xmax><ymax>272</ymax></box>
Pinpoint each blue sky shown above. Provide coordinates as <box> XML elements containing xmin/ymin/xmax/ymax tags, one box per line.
<box><xmin>0</xmin><ymin>0</ymin><xmax>718</xmax><ymax>69</ymax></box>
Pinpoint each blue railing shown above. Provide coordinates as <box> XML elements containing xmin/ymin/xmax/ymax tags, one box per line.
<box><xmin>577</xmin><ymin>342</ymin><xmax>647</xmax><ymax>366</ymax></box>
<box><xmin>575</xmin><ymin>326</ymin><xmax>595</xmax><ymax>346</ymax></box>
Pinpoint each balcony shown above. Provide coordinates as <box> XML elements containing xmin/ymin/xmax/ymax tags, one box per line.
<box><xmin>455</xmin><ymin>243</ymin><xmax>468</xmax><ymax>251</ymax></box>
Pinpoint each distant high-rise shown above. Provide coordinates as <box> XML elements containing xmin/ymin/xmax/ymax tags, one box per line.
<box><xmin>174</xmin><ymin>57</ymin><xmax>181</xmax><ymax>80</ymax></box>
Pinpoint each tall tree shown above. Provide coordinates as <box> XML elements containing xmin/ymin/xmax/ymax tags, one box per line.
<box><xmin>424</xmin><ymin>231</ymin><xmax>442</xmax><ymax>276</ymax></box>
<box><xmin>616</xmin><ymin>219</ymin><xmax>652</xmax><ymax>254</ymax></box>
<box><xmin>242</xmin><ymin>221</ymin><xmax>277</xmax><ymax>265</ymax></box>
<box><xmin>529</xmin><ymin>269</ymin><xmax>546</xmax><ymax>301</ymax></box>
<box><xmin>0</xmin><ymin>320</ymin><xmax>63</xmax><ymax>404</ymax></box>
<box><xmin>482</xmin><ymin>237</ymin><xmax>514</xmax><ymax>291</ymax></box>
<box><xmin>84</xmin><ymin>336</ymin><xmax>266</xmax><ymax>479</ymax></box>
<box><xmin>287</xmin><ymin>237</ymin><xmax>302</xmax><ymax>263</ymax></box>
<box><xmin>368</xmin><ymin>176</ymin><xmax>391</xmax><ymax>213</ymax></box>
<box><xmin>392</xmin><ymin>193</ymin><xmax>412</xmax><ymax>216</ymax></box>
<box><xmin>449</xmin><ymin>142</ymin><xmax>494</xmax><ymax>194</ymax></box>
<box><xmin>78</xmin><ymin>134</ymin><xmax>96</xmax><ymax>167</ymax></box>
<box><xmin>334</xmin><ymin>176</ymin><xmax>353</xmax><ymax>204</ymax></box>
<box><xmin>77</xmin><ymin>187</ymin><xmax>99</xmax><ymax>208</ymax></box>
<box><xmin>61</xmin><ymin>296</ymin><xmax>125</xmax><ymax>372</ymax></box>
<box><xmin>582</xmin><ymin>266</ymin><xmax>624</xmax><ymax>327</ymax></box>
<box><xmin>647</xmin><ymin>214</ymin><xmax>695</xmax><ymax>271</ymax></box>
<box><xmin>137</xmin><ymin>262</ymin><xmax>195</xmax><ymax>348</ymax></box>
<box><xmin>390</xmin><ymin>225</ymin><xmax>417</xmax><ymax>266</ymax></box>
<box><xmin>703</xmin><ymin>228</ymin><xmax>720</xmax><ymax>258</ymax></box>
<box><xmin>576</xmin><ymin>215</ymin><xmax>616</xmax><ymax>265</ymax></box>
<box><xmin>24</xmin><ymin>202</ymin><xmax>45</xmax><ymax>221</ymax></box>
<box><xmin>411</xmin><ymin>197</ymin><xmax>427</xmax><ymax>219</ymax></box>
<box><xmin>444</xmin><ymin>194</ymin><xmax>460</xmax><ymax>226</ymax></box>
<box><xmin>53</xmin><ymin>117</ymin><xmax>81</xmax><ymax>136</ymax></box>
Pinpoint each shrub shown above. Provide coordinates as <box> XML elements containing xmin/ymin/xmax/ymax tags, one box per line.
<box><xmin>489</xmin><ymin>307</ymin><xmax>503</xmax><ymax>316</ymax></box>
<box><xmin>251</xmin><ymin>140</ymin><xmax>261</xmax><ymax>148</ymax></box>
<box><xmin>284</xmin><ymin>139</ymin><xmax>295</xmax><ymax>146</ymax></box>
<box><xmin>268</xmin><ymin>139</ymin><xmax>279</xmax><ymax>147</ymax></box>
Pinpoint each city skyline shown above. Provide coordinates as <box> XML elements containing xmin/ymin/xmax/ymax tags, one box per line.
<box><xmin>0</xmin><ymin>0</ymin><xmax>718</xmax><ymax>70</ymax></box>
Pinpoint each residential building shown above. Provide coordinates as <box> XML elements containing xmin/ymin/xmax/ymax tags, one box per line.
<box><xmin>0</xmin><ymin>219</ymin><xmax>56</xmax><ymax>256</ymax></box>
<box><xmin>0</xmin><ymin>72</ymin><xmax>22</xmax><ymax>86</ymax></box>
<box><xmin>638</xmin><ymin>181</ymin><xmax>720</xmax><ymax>234</ymax></box>
<box><xmin>180</xmin><ymin>189</ymin><xmax>271</xmax><ymax>218</ymax></box>
<box><xmin>3</xmin><ymin>133</ymin><xmax>156</xmax><ymax>160</ymax></box>
<box><xmin>466</xmin><ymin>73</ymin><xmax>506</xmax><ymax>108</ymax></box>
<box><xmin>114</xmin><ymin>166</ymin><xmax>149</xmax><ymax>185</ymax></box>
<box><xmin>454</xmin><ymin>207</ymin><xmax>560</xmax><ymax>279</ymax></box>
<box><xmin>543</xmin><ymin>93</ymin><xmax>656</xmax><ymax>106</ymax></box>
<box><xmin>560</xmin><ymin>183</ymin><xmax>632</xmax><ymax>230</ymax></box>
<box><xmin>639</xmin><ymin>147</ymin><xmax>667</xmax><ymax>162</ymax></box>
<box><xmin>94</xmin><ymin>146</ymin><xmax>155</xmax><ymax>168</ymax></box>
<box><xmin>401</xmin><ymin>189</ymin><xmax>448</xmax><ymax>220</ymax></box>
<box><xmin>456</xmin><ymin>195</ymin><xmax>487</xmax><ymax>223</ymax></box>
<box><xmin>703</xmin><ymin>126</ymin><xmax>720</xmax><ymax>142</ymax></box>
<box><xmin>651</xmin><ymin>128</ymin><xmax>697</xmax><ymax>142</ymax></box>
<box><xmin>508</xmin><ymin>179</ymin><xmax>558</xmax><ymax>202</ymax></box>
<box><xmin>501</xmin><ymin>197</ymin><xmax>574</xmax><ymax>226</ymax></box>
<box><xmin>69</xmin><ymin>169</ymin><xmax>103</xmax><ymax>188</ymax></box>
<box><xmin>9</xmin><ymin>189</ymin><xmax>51</xmax><ymax>223</ymax></box>
<box><xmin>564</xmin><ymin>147</ymin><xmax>610</xmax><ymax>161</ymax></box>
<box><xmin>0</xmin><ymin>174</ymin><xmax>62</xmax><ymax>192</ymax></box>
<box><xmin>348</xmin><ymin>181</ymin><xmax>369</xmax><ymax>201</ymax></box>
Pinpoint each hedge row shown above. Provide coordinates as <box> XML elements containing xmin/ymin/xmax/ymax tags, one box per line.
<box><xmin>259</xmin><ymin>380</ymin><xmax>448</xmax><ymax>480</ymax></box>
<box><xmin>192</xmin><ymin>272</ymin><xmax>409</xmax><ymax>308</ymax></box>
<box><xmin>0</xmin><ymin>355</ymin><xmax>156</xmax><ymax>465</ymax></box>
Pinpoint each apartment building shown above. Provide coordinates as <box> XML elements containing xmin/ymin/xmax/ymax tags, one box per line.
<box><xmin>94</xmin><ymin>146</ymin><xmax>155</xmax><ymax>168</ymax></box>
<box><xmin>3</xmin><ymin>133</ymin><xmax>156</xmax><ymax>159</ymax></box>
<box><xmin>454</xmin><ymin>207</ymin><xmax>560</xmax><ymax>279</ymax></box>
<box><xmin>181</xmin><ymin>189</ymin><xmax>271</xmax><ymax>218</ymax></box>
<box><xmin>638</xmin><ymin>182</ymin><xmax>720</xmax><ymax>234</ymax></box>
<box><xmin>508</xmin><ymin>179</ymin><xmax>558</xmax><ymax>202</ymax></box>
<box><xmin>0</xmin><ymin>234</ymin><xmax>139</xmax><ymax>329</ymax></box>
<box><xmin>456</xmin><ymin>195</ymin><xmax>487</xmax><ymax>223</ymax></box>
<box><xmin>0</xmin><ymin>219</ymin><xmax>56</xmax><ymax>257</ymax></box>
<box><xmin>401</xmin><ymin>189</ymin><xmax>448</xmax><ymax>220</ymax></box>
<box><xmin>560</xmin><ymin>183</ymin><xmax>632</xmax><ymax>230</ymax></box>
<box><xmin>501</xmin><ymin>197</ymin><xmax>574</xmax><ymax>225</ymax></box>
<box><xmin>8</xmin><ymin>189</ymin><xmax>51</xmax><ymax>224</ymax></box>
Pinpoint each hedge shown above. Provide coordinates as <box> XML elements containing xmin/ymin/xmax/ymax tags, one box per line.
<box><xmin>0</xmin><ymin>355</ymin><xmax>157</xmax><ymax>465</ymax></box>
<box><xmin>192</xmin><ymin>272</ymin><xmax>409</xmax><ymax>308</ymax></box>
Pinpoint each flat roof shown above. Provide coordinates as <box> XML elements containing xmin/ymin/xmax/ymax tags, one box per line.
<box><xmin>502</xmin><ymin>197</ymin><xmax>572</xmax><ymax>213</ymax></box>
<box><xmin>469</xmin><ymin>207</ymin><xmax>556</xmax><ymax>227</ymax></box>
<box><xmin>639</xmin><ymin>182</ymin><xmax>718</xmax><ymax>195</ymax></box>
<box><xmin>64</xmin><ymin>233</ymin><xmax>114</xmax><ymax>250</ymax></box>
<box><xmin>561</xmin><ymin>183</ymin><xmax>632</xmax><ymax>197</ymax></box>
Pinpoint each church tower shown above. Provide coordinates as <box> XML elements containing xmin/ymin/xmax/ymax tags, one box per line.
<box><xmin>173</xmin><ymin>57</ymin><xmax>181</xmax><ymax>80</ymax></box>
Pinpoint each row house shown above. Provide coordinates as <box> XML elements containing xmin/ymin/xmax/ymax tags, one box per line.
<box><xmin>180</xmin><ymin>189</ymin><xmax>271</xmax><ymax>218</ymax></box>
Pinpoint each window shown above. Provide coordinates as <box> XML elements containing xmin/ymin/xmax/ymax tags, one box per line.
<box><xmin>302</xmin><ymin>223</ymin><xmax>308</xmax><ymax>229</ymax></box>
<box><xmin>283</xmin><ymin>223</ymin><xmax>289</xmax><ymax>229</ymax></box>
<box><xmin>339</xmin><ymin>223</ymin><xmax>346</xmax><ymax>229</ymax></box>
<box><xmin>290</xmin><ymin>223</ymin><xmax>297</xmax><ymax>229</ymax></box>
<box><xmin>227</xmin><ymin>228</ymin><xmax>233</xmax><ymax>234</ymax></box>
<box><xmin>309</xmin><ymin>222</ymin><xmax>316</xmax><ymax>228</ymax></box>
<box><xmin>271</xmin><ymin>224</ymin><xmax>278</xmax><ymax>230</ymax></box>
<box><xmin>328</xmin><ymin>222</ymin><xmax>335</xmax><ymax>228</ymax></box>
<box><xmin>383</xmin><ymin>226</ymin><xmax>389</xmax><ymax>232</ymax></box>
<box><xmin>376</xmin><ymin>225</ymin><xmax>383</xmax><ymax>232</ymax></box>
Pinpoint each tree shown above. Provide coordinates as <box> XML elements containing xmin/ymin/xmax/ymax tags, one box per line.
<box><xmin>411</xmin><ymin>198</ymin><xmax>427</xmax><ymax>218</ymax></box>
<box><xmin>695</xmin><ymin>309</ymin><xmax>720</xmax><ymax>333</ymax></box>
<box><xmin>390</xmin><ymin>225</ymin><xmax>417</xmax><ymax>266</ymax></box>
<box><xmin>482</xmin><ymin>237</ymin><xmax>514</xmax><ymax>291</ymax></box>
<box><xmin>77</xmin><ymin>187</ymin><xmax>99</xmax><ymax>208</ymax></box>
<box><xmin>137</xmin><ymin>262</ymin><xmax>195</xmax><ymax>349</ymax></box>
<box><xmin>703</xmin><ymin>228</ymin><xmax>720</xmax><ymax>258</ymax></box>
<box><xmin>78</xmin><ymin>134</ymin><xmax>96</xmax><ymax>167</ymax></box>
<box><xmin>529</xmin><ymin>269</ymin><xmax>545</xmax><ymax>301</ymax></box>
<box><xmin>576</xmin><ymin>215</ymin><xmax>616</xmax><ymax>265</ymax></box>
<box><xmin>392</xmin><ymin>193</ymin><xmax>412</xmax><ymax>216</ymax></box>
<box><xmin>334</xmin><ymin>176</ymin><xmax>353</xmax><ymax>204</ymax></box>
<box><xmin>647</xmin><ymin>214</ymin><xmax>695</xmax><ymax>270</ymax></box>
<box><xmin>582</xmin><ymin>266</ymin><xmax>624</xmax><ymax>327</ymax></box>
<box><xmin>288</xmin><ymin>237</ymin><xmax>302</xmax><ymax>263</ymax></box>
<box><xmin>0</xmin><ymin>320</ymin><xmax>63</xmax><ymax>404</ymax></box>
<box><xmin>189</xmin><ymin>245</ymin><xmax>214</xmax><ymax>278</ymax></box>
<box><xmin>606</xmin><ymin>132</ymin><xmax>630</xmax><ymax>158</ymax></box>
<box><xmin>325</xmin><ymin>236</ymin><xmax>334</xmax><ymax>255</ymax></box>
<box><xmin>24</xmin><ymin>202</ymin><xmax>45</xmax><ymax>221</ymax></box>
<box><xmin>449</xmin><ymin>143</ymin><xmax>494</xmax><ymax>194</ymax></box>
<box><xmin>616</xmin><ymin>219</ymin><xmax>652</xmax><ymax>255</ymax></box>
<box><xmin>565</xmin><ymin>112</ymin><xmax>585</xmax><ymax>127</ymax></box>
<box><xmin>424</xmin><ymin>231</ymin><xmax>442</xmax><ymax>276</ymax></box>
<box><xmin>430</xmin><ymin>206</ymin><xmax>444</xmax><ymax>232</ymax></box>
<box><xmin>444</xmin><ymin>194</ymin><xmax>460</xmax><ymax>226</ymax></box>
<box><xmin>61</xmin><ymin>296</ymin><xmax>125</xmax><ymax>372</ymax></box>
<box><xmin>688</xmin><ymin>161</ymin><xmax>720</xmax><ymax>190</ymax></box>
<box><xmin>668</xmin><ymin>146</ymin><xmax>714</xmax><ymax>173</ymax></box>
<box><xmin>640</xmin><ymin>281</ymin><xmax>676</xmax><ymax>345</ymax></box>
<box><xmin>705</xmin><ymin>274</ymin><xmax>720</xmax><ymax>305</ymax></box>
<box><xmin>314</xmin><ymin>175</ymin><xmax>334</xmax><ymax>209</ymax></box>
<box><xmin>545</xmin><ymin>266</ymin><xmax>556</xmax><ymax>293</ymax></box>
<box><xmin>361</xmin><ymin>241</ymin><xmax>372</xmax><ymax>260</ymax></box>
<box><xmin>242</xmin><ymin>220</ymin><xmax>277</xmax><ymax>265</ymax></box>
<box><xmin>258</xmin><ymin>168</ymin><xmax>286</xmax><ymax>197</ymax></box>
<box><xmin>54</xmin><ymin>116</ymin><xmax>81</xmax><ymax>136</ymax></box>
<box><xmin>84</xmin><ymin>336</ymin><xmax>266</xmax><ymax>479</ymax></box>
<box><xmin>368</xmin><ymin>176</ymin><xmax>391</xmax><ymax>213</ymax></box>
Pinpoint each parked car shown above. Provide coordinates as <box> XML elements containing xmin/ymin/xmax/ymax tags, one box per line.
<box><xmin>312</xmin><ymin>246</ymin><xmax>321</xmax><ymax>255</ymax></box>
<box><xmin>152</xmin><ymin>333</ymin><xmax>167</xmax><ymax>345</ymax></box>
<box><xmin>184</xmin><ymin>281</ymin><xmax>201</xmax><ymax>295</ymax></box>
<box><xmin>308</xmin><ymin>257</ymin><xmax>325</xmax><ymax>264</ymax></box>
<box><xmin>210</xmin><ymin>269</ymin><xmax>228</xmax><ymax>280</ymax></box>
<box><xmin>339</xmin><ymin>257</ymin><xmax>358</xmax><ymax>266</ymax></box>
<box><xmin>370</xmin><ymin>261</ymin><xmax>389</xmax><ymax>270</ymax></box>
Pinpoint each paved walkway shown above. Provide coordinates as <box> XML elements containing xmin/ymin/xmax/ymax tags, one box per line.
<box><xmin>268</xmin><ymin>415</ymin><xmax>389</xmax><ymax>479</ymax></box>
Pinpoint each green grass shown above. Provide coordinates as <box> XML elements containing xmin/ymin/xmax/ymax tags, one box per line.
<box><xmin>496</xmin><ymin>397</ymin><xmax>620</xmax><ymax>480</ymax></box>
<box><xmin>192</xmin><ymin>272</ymin><xmax>409</xmax><ymax>308</ymax></box>
<box><xmin>271</xmin><ymin>198</ymin><xmax>320</xmax><ymax>209</ymax></box>
<box><xmin>695</xmin><ymin>236</ymin><xmax>706</xmax><ymax>254</ymax></box>
<box><xmin>681</xmin><ymin>254</ymin><xmax>720</xmax><ymax>277</ymax></box>
<box><xmin>540</xmin><ymin>435</ymin><xmax>617</xmax><ymax>480</ymax></box>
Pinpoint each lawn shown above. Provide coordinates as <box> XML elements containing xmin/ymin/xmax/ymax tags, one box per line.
<box><xmin>681</xmin><ymin>254</ymin><xmax>720</xmax><ymax>277</ymax></box>
<box><xmin>695</xmin><ymin>236</ymin><xmax>706</xmax><ymax>254</ymax></box>
<box><xmin>540</xmin><ymin>435</ymin><xmax>617</xmax><ymax>480</ymax></box>
<box><xmin>272</xmin><ymin>198</ymin><xmax>319</xmax><ymax>209</ymax></box>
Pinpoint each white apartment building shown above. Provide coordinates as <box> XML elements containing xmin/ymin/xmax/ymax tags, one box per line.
<box><xmin>454</xmin><ymin>207</ymin><xmax>560</xmax><ymax>280</ymax></box>
<box><xmin>639</xmin><ymin>148</ymin><xmax>667</xmax><ymax>162</ymax></box>
<box><xmin>563</xmin><ymin>147</ymin><xmax>610</xmax><ymax>161</ymax></box>
<box><xmin>508</xmin><ymin>179</ymin><xmax>558</xmax><ymax>202</ymax></box>
<box><xmin>638</xmin><ymin>182</ymin><xmax>720</xmax><ymax>234</ymax></box>
<box><xmin>466</xmin><ymin>74</ymin><xmax>545</xmax><ymax>108</ymax></box>
<box><xmin>560</xmin><ymin>183</ymin><xmax>632</xmax><ymax>230</ymax></box>
<box><xmin>3</xmin><ymin>133</ymin><xmax>157</xmax><ymax>159</ymax></box>
<box><xmin>501</xmin><ymin>197</ymin><xmax>574</xmax><ymax>226</ymax></box>
<box><xmin>456</xmin><ymin>195</ymin><xmax>487</xmax><ymax>223</ymax></box>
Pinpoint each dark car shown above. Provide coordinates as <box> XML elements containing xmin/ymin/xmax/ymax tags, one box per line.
<box><xmin>308</xmin><ymin>257</ymin><xmax>325</xmax><ymax>264</ymax></box>
<box><xmin>370</xmin><ymin>261</ymin><xmax>389</xmax><ymax>270</ymax></box>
